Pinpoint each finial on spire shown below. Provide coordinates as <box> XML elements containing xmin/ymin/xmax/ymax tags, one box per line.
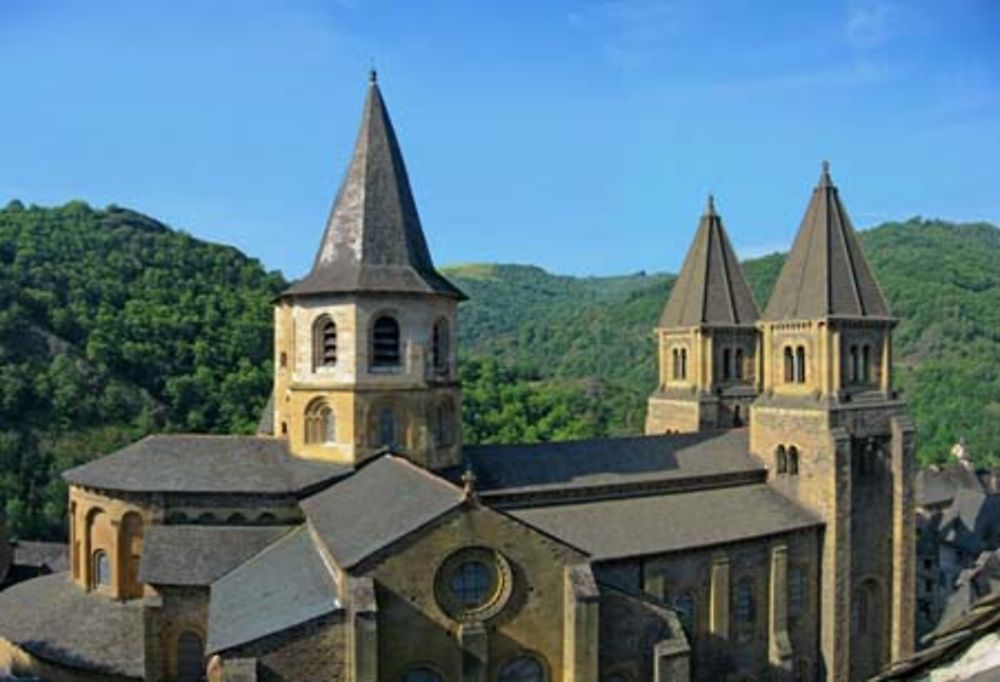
<box><xmin>706</xmin><ymin>193</ymin><xmax>716</xmax><ymax>216</ymax></box>
<box><xmin>461</xmin><ymin>466</ymin><xmax>478</xmax><ymax>500</ymax></box>
<box><xmin>818</xmin><ymin>159</ymin><xmax>833</xmax><ymax>188</ymax></box>
<box><xmin>369</xmin><ymin>67</ymin><xmax>378</xmax><ymax>84</ymax></box>
<box><xmin>822</xmin><ymin>159</ymin><xmax>830</xmax><ymax>173</ymax></box>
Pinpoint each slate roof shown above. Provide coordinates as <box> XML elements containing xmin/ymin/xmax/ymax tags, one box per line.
<box><xmin>763</xmin><ymin>162</ymin><xmax>890</xmax><ymax>320</ymax></box>
<box><xmin>11</xmin><ymin>541</ymin><xmax>68</xmax><ymax>573</ymax></box>
<box><xmin>658</xmin><ymin>195</ymin><xmax>759</xmax><ymax>328</ymax></box>
<box><xmin>917</xmin><ymin>463</ymin><xmax>984</xmax><ymax>508</ymax></box>
<box><xmin>463</xmin><ymin>429</ymin><xmax>761</xmax><ymax>498</ymax></box>
<box><xmin>0</xmin><ymin>573</ymin><xmax>144</xmax><ymax>679</ymax></box>
<box><xmin>139</xmin><ymin>525</ymin><xmax>292</xmax><ymax>586</ymax></box>
<box><xmin>302</xmin><ymin>454</ymin><xmax>465</xmax><ymax>569</ymax></box>
<box><xmin>256</xmin><ymin>391</ymin><xmax>275</xmax><ymax>436</ymax></box>
<box><xmin>208</xmin><ymin>526</ymin><xmax>340</xmax><ymax>654</ymax></box>
<box><xmin>62</xmin><ymin>434</ymin><xmax>350</xmax><ymax>495</ymax></box>
<box><xmin>510</xmin><ymin>484</ymin><xmax>821</xmax><ymax>560</ymax></box>
<box><xmin>282</xmin><ymin>73</ymin><xmax>464</xmax><ymax>300</ymax></box>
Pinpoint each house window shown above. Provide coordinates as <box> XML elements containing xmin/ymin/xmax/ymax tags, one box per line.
<box><xmin>862</xmin><ymin>345</ymin><xmax>871</xmax><ymax>383</ymax></box>
<box><xmin>795</xmin><ymin>346</ymin><xmax>806</xmax><ymax>383</ymax></box>
<box><xmin>305</xmin><ymin>400</ymin><xmax>335</xmax><ymax>445</ymax></box>
<box><xmin>450</xmin><ymin>560</ymin><xmax>492</xmax><ymax>607</ymax></box>
<box><xmin>776</xmin><ymin>445</ymin><xmax>788</xmax><ymax>474</ymax></box>
<box><xmin>313</xmin><ymin>315</ymin><xmax>337</xmax><ymax>369</ymax></box>
<box><xmin>176</xmin><ymin>630</ymin><xmax>205</xmax><ymax>682</ymax></box>
<box><xmin>372</xmin><ymin>315</ymin><xmax>401</xmax><ymax>368</ymax></box>
<box><xmin>680</xmin><ymin>348</ymin><xmax>688</xmax><ymax>379</ymax></box>
<box><xmin>789</xmin><ymin>566</ymin><xmax>806</xmax><ymax>616</ymax></box>
<box><xmin>723</xmin><ymin>348</ymin><xmax>732</xmax><ymax>380</ymax></box>
<box><xmin>735</xmin><ymin>348</ymin><xmax>745</xmax><ymax>380</ymax></box>
<box><xmin>850</xmin><ymin>345</ymin><xmax>859</xmax><ymax>383</ymax></box>
<box><xmin>403</xmin><ymin>669</ymin><xmax>443</xmax><ymax>682</ymax></box>
<box><xmin>784</xmin><ymin>347</ymin><xmax>794</xmax><ymax>383</ymax></box>
<box><xmin>432</xmin><ymin>318</ymin><xmax>449</xmax><ymax>374</ymax></box>
<box><xmin>436</xmin><ymin>401</ymin><xmax>454</xmax><ymax>447</ymax></box>
<box><xmin>498</xmin><ymin>655</ymin><xmax>545</xmax><ymax>682</ymax></box>
<box><xmin>788</xmin><ymin>446</ymin><xmax>800</xmax><ymax>475</ymax></box>
<box><xmin>377</xmin><ymin>408</ymin><xmax>398</xmax><ymax>448</ymax></box>
<box><xmin>93</xmin><ymin>550</ymin><xmax>110</xmax><ymax>588</ymax></box>
<box><xmin>735</xmin><ymin>579</ymin><xmax>756</xmax><ymax>630</ymax></box>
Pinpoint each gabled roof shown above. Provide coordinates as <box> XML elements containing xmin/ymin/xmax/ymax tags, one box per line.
<box><xmin>283</xmin><ymin>73</ymin><xmax>464</xmax><ymax>300</ymax></box>
<box><xmin>302</xmin><ymin>454</ymin><xmax>465</xmax><ymax>569</ymax></box>
<box><xmin>139</xmin><ymin>525</ymin><xmax>293</xmax><ymax>587</ymax></box>
<box><xmin>207</xmin><ymin>526</ymin><xmax>340</xmax><ymax>654</ymax></box>
<box><xmin>62</xmin><ymin>435</ymin><xmax>350</xmax><ymax>495</ymax></box>
<box><xmin>510</xmin><ymin>484</ymin><xmax>821</xmax><ymax>560</ymax></box>
<box><xmin>658</xmin><ymin>195</ymin><xmax>759</xmax><ymax>328</ymax></box>
<box><xmin>763</xmin><ymin>162</ymin><xmax>890</xmax><ymax>320</ymax></box>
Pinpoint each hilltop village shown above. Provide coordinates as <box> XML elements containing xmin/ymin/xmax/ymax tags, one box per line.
<box><xmin>0</xmin><ymin>74</ymin><xmax>997</xmax><ymax>681</ymax></box>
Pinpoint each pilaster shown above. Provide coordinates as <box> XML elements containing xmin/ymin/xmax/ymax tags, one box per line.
<box><xmin>890</xmin><ymin>415</ymin><xmax>916</xmax><ymax>661</ymax></box>
<box><xmin>459</xmin><ymin>622</ymin><xmax>487</xmax><ymax>682</ymax></box>
<box><xmin>709</xmin><ymin>553</ymin><xmax>730</xmax><ymax>641</ymax></box>
<box><xmin>768</xmin><ymin>542</ymin><xmax>793</xmax><ymax>675</ymax></box>
<box><xmin>563</xmin><ymin>564</ymin><xmax>599</xmax><ymax>682</ymax></box>
<box><xmin>348</xmin><ymin>576</ymin><xmax>378</xmax><ymax>682</ymax></box>
<box><xmin>822</xmin><ymin>427</ymin><xmax>853</xmax><ymax>681</ymax></box>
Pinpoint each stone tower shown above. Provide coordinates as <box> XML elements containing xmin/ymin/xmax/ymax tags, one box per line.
<box><xmin>272</xmin><ymin>73</ymin><xmax>466</xmax><ymax>470</ymax></box>
<box><xmin>645</xmin><ymin>195</ymin><xmax>760</xmax><ymax>434</ymax></box>
<box><xmin>750</xmin><ymin>163</ymin><xmax>915</xmax><ymax>680</ymax></box>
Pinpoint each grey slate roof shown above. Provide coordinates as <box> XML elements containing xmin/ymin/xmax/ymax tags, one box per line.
<box><xmin>62</xmin><ymin>434</ymin><xmax>350</xmax><ymax>495</ymax></box>
<box><xmin>464</xmin><ymin>429</ymin><xmax>761</xmax><ymax>496</ymax></box>
<box><xmin>283</xmin><ymin>74</ymin><xmax>464</xmax><ymax>300</ymax></box>
<box><xmin>256</xmin><ymin>391</ymin><xmax>275</xmax><ymax>436</ymax></box>
<box><xmin>917</xmin><ymin>463</ymin><xmax>984</xmax><ymax>508</ymax></box>
<box><xmin>658</xmin><ymin>195</ymin><xmax>759</xmax><ymax>328</ymax></box>
<box><xmin>139</xmin><ymin>525</ymin><xmax>292</xmax><ymax>586</ymax></box>
<box><xmin>0</xmin><ymin>573</ymin><xmax>144</xmax><ymax>678</ymax></box>
<box><xmin>302</xmin><ymin>454</ymin><xmax>465</xmax><ymax>569</ymax></box>
<box><xmin>763</xmin><ymin>162</ymin><xmax>890</xmax><ymax>320</ymax></box>
<box><xmin>11</xmin><ymin>541</ymin><xmax>68</xmax><ymax>573</ymax></box>
<box><xmin>511</xmin><ymin>484</ymin><xmax>821</xmax><ymax>560</ymax></box>
<box><xmin>208</xmin><ymin>526</ymin><xmax>340</xmax><ymax>654</ymax></box>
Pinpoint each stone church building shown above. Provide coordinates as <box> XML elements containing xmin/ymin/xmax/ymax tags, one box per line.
<box><xmin>0</xmin><ymin>75</ymin><xmax>916</xmax><ymax>681</ymax></box>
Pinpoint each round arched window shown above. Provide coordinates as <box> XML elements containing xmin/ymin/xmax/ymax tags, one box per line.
<box><xmin>402</xmin><ymin>667</ymin><xmax>442</xmax><ymax>682</ymax></box>
<box><xmin>450</xmin><ymin>560</ymin><xmax>491</xmax><ymax>607</ymax></box>
<box><xmin>434</xmin><ymin>547</ymin><xmax>512</xmax><ymax>622</ymax></box>
<box><xmin>498</xmin><ymin>655</ymin><xmax>545</xmax><ymax>682</ymax></box>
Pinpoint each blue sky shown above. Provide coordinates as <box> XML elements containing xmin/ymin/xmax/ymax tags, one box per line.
<box><xmin>1</xmin><ymin>1</ymin><xmax>998</xmax><ymax>277</ymax></box>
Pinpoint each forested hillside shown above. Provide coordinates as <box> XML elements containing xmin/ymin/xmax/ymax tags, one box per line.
<box><xmin>1</xmin><ymin>200</ymin><xmax>999</xmax><ymax>540</ymax></box>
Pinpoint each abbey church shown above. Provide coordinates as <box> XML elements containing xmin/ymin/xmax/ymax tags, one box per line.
<box><xmin>0</xmin><ymin>75</ymin><xmax>916</xmax><ymax>682</ymax></box>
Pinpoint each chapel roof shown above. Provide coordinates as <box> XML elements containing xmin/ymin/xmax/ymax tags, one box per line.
<box><xmin>302</xmin><ymin>454</ymin><xmax>465</xmax><ymax>569</ymax></box>
<box><xmin>510</xmin><ymin>483</ymin><xmax>821</xmax><ymax>560</ymax></box>
<box><xmin>139</xmin><ymin>525</ymin><xmax>293</xmax><ymax>587</ymax></box>
<box><xmin>763</xmin><ymin>162</ymin><xmax>890</xmax><ymax>320</ymax></box>
<box><xmin>282</xmin><ymin>72</ymin><xmax>465</xmax><ymax>300</ymax></box>
<box><xmin>658</xmin><ymin>195</ymin><xmax>759</xmax><ymax>328</ymax></box>
<box><xmin>0</xmin><ymin>572</ymin><xmax>145</xmax><ymax>679</ymax></box>
<box><xmin>62</xmin><ymin>434</ymin><xmax>350</xmax><ymax>495</ymax></box>
<box><xmin>208</xmin><ymin>525</ymin><xmax>340</xmax><ymax>654</ymax></box>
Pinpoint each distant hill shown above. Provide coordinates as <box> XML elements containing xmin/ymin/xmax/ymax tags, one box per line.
<box><xmin>1</xmin><ymin>200</ymin><xmax>999</xmax><ymax>539</ymax></box>
<box><xmin>446</xmin><ymin>218</ymin><xmax>1000</xmax><ymax>468</ymax></box>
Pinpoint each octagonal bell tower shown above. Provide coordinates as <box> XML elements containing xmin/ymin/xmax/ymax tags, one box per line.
<box><xmin>273</xmin><ymin>72</ymin><xmax>466</xmax><ymax>470</ymax></box>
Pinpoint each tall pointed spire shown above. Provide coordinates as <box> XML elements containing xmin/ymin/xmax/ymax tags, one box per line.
<box><xmin>658</xmin><ymin>195</ymin><xmax>759</xmax><ymax>328</ymax></box>
<box><xmin>284</xmin><ymin>76</ymin><xmax>465</xmax><ymax>299</ymax></box>
<box><xmin>763</xmin><ymin>162</ymin><xmax>888</xmax><ymax>320</ymax></box>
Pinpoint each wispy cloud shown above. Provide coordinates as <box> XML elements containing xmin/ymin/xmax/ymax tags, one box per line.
<box><xmin>568</xmin><ymin>0</ymin><xmax>695</xmax><ymax>69</ymax></box>
<box><xmin>846</xmin><ymin>0</ymin><xmax>897</xmax><ymax>50</ymax></box>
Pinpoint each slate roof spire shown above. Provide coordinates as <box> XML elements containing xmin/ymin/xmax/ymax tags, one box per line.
<box><xmin>762</xmin><ymin>162</ymin><xmax>889</xmax><ymax>320</ymax></box>
<box><xmin>658</xmin><ymin>195</ymin><xmax>759</xmax><ymax>328</ymax></box>
<box><xmin>284</xmin><ymin>75</ymin><xmax>465</xmax><ymax>299</ymax></box>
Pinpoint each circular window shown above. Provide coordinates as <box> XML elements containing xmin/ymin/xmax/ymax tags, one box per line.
<box><xmin>434</xmin><ymin>547</ymin><xmax>512</xmax><ymax>622</ymax></box>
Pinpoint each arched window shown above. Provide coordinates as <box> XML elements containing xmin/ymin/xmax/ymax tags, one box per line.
<box><xmin>795</xmin><ymin>346</ymin><xmax>806</xmax><ymax>383</ymax></box>
<box><xmin>673</xmin><ymin>592</ymin><xmax>696</xmax><ymax>633</ymax></box>
<box><xmin>436</xmin><ymin>401</ymin><xmax>454</xmax><ymax>447</ymax></box>
<box><xmin>776</xmin><ymin>445</ymin><xmax>787</xmax><ymax>474</ymax></box>
<box><xmin>432</xmin><ymin>318</ymin><xmax>449</xmax><ymax>374</ymax></box>
<box><xmin>166</xmin><ymin>511</ymin><xmax>188</xmax><ymax>524</ymax></box>
<box><xmin>498</xmin><ymin>655</ymin><xmax>545</xmax><ymax>682</ymax></box>
<box><xmin>788</xmin><ymin>446</ymin><xmax>800</xmax><ymax>475</ymax></box>
<box><xmin>735</xmin><ymin>348</ymin><xmax>745</xmax><ymax>380</ymax></box>
<box><xmin>784</xmin><ymin>347</ymin><xmax>794</xmax><ymax>383</ymax></box>
<box><xmin>680</xmin><ymin>349</ymin><xmax>688</xmax><ymax>380</ymax></box>
<box><xmin>672</xmin><ymin>348</ymin><xmax>680</xmax><ymax>380</ymax></box>
<box><xmin>257</xmin><ymin>512</ymin><xmax>277</xmax><ymax>525</ymax></box>
<box><xmin>377</xmin><ymin>407</ymin><xmax>398</xmax><ymax>448</ymax></box>
<box><xmin>850</xmin><ymin>345</ymin><xmax>859</xmax><ymax>383</ymax></box>
<box><xmin>313</xmin><ymin>315</ymin><xmax>337</xmax><ymax>369</ymax></box>
<box><xmin>862</xmin><ymin>345</ymin><xmax>871</xmax><ymax>383</ymax></box>
<box><xmin>735</xmin><ymin>579</ymin><xmax>756</xmax><ymax>629</ymax></box>
<box><xmin>722</xmin><ymin>348</ymin><xmax>732</xmax><ymax>381</ymax></box>
<box><xmin>733</xmin><ymin>404</ymin><xmax>743</xmax><ymax>428</ymax></box>
<box><xmin>176</xmin><ymin>630</ymin><xmax>205</xmax><ymax>682</ymax></box>
<box><xmin>372</xmin><ymin>315</ymin><xmax>401</xmax><ymax>368</ymax></box>
<box><xmin>93</xmin><ymin>550</ymin><xmax>110</xmax><ymax>588</ymax></box>
<box><xmin>228</xmin><ymin>513</ymin><xmax>247</xmax><ymax>524</ymax></box>
<box><xmin>197</xmin><ymin>512</ymin><xmax>217</xmax><ymax>525</ymax></box>
<box><xmin>402</xmin><ymin>668</ymin><xmax>443</xmax><ymax>682</ymax></box>
<box><xmin>120</xmin><ymin>512</ymin><xmax>144</xmax><ymax>599</ymax></box>
<box><xmin>305</xmin><ymin>400</ymin><xmax>335</xmax><ymax>445</ymax></box>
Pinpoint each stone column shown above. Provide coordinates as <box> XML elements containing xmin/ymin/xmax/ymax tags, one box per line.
<box><xmin>890</xmin><ymin>415</ymin><xmax>916</xmax><ymax>661</ymax></box>
<box><xmin>761</xmin><ymin>324</ymin><xmax>772</xmax><ymax>392</ymax></box>
<box><xmin>348</xmin><ymin>576</ymin><xmax>378</xmax><ymax>682</ymax></box>
<box><xmin>768</xmin><ymin>543</ymin><xmax>793</xmax><ymax>675</ymax></box>
<box><xmin>709</xmin><ymin>553</ymin><xmax>730</xmax><ymax>641</ymax></box>
<box><xmin>563</xmin><ymin>564</ymin><xmax>599</xmax><ymax>682</ymax></box>
<box><xmin>881</xmin><ymin>330</ymin><xmax>893</xmax><ymax>394</ymax></box>
<box><xmin>832</xmin><ymin>325</ymin><xmax>842</xmax><ymax>394</ymax></box>
<box><xmin>460</xmin><ymin>622</ymin><xmax>487</xmax><ymax>682</ymax></box>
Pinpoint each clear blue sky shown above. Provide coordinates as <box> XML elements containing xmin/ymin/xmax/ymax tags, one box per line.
<box><xmin>1</xmin><ymin>1</ymin><xmax>998</xmax><ymax>278</ymax></box>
